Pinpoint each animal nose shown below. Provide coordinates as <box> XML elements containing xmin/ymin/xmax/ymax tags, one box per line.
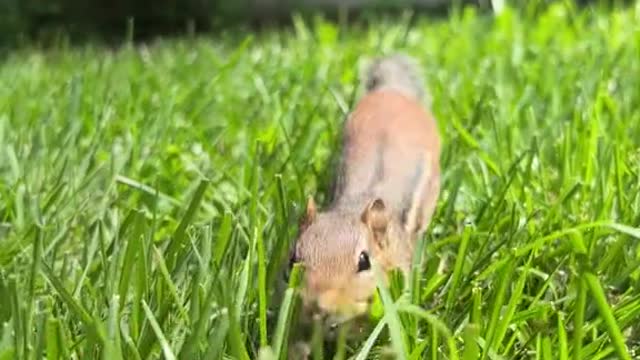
<box><xmin>313</xmin><ymin>311</ymin><xmax>339</xmax><ymax>333</ymax></box>
<box><xmin>307</xmin><ymin>304</ymin><xmax>337</xmax><ymax>326</ymax></box>
<box><xmin>309</xmin><ymin>302</ymin><xmax>325</xmax><ymax>319</ymax></box>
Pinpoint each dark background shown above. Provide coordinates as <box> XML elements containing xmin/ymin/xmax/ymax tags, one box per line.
<box><xmin>0</xmin><ymin>0</ymin><xmax>630</xmax><ymax>49</ymax></box>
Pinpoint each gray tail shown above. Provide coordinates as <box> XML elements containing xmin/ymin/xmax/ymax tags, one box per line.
<box><xmin>361</xmin><ymin>53</ymin><xmax>430</xmax><ymax>105</ymax></box>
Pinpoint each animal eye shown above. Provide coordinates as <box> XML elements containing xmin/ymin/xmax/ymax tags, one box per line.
<box><xmin>357</xmin><ymin>251</ymin><xmax>371</xmax><ymax>272</ymax></box>
<box><xmin>284</xmin><ymin>250</ymin><xmax>298</xmax><ymax>283</ymax></box>
<box><xmin>288</xmin><ymin>250</ymin><xmax>298</xmax><ymax>269</ymax></box>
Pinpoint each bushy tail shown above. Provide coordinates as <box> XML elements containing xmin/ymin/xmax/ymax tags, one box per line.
<box><xmin>361</xmin><ymin>53</ymin><xmax>430</xmax><ymax>105</ymax></box>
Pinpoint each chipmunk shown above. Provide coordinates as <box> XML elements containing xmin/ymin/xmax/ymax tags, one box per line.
<box><xmin>289</xmin><ymin>53</ymin><xmax>441</xmax><ymax>328</ymax></box>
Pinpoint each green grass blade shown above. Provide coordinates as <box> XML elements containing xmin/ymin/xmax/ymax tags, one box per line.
<box><xmin>273</xmin><ymin>264</ymin><xmax>303</xmax><ymax>359</ymax></box>
<box><xmin>354</xmin><ymin>317</ymin><xmax>386</xmax><ymax>360</ymax></box>
<box><xmin>573</xmin><ymin>276</ymin><xmax>587</xmax><ymax>360</ymax></box>
<box><xmin>203</xmin><ymin>309</ymin><xmax>230</xmax><ymax>360</ymax></box>
<box><xmin>213</xmin><ymin>211</ymin><xmax>233</xmax><ymax>266</ymax></box>
<box><xmin>141</xmin><ymin>300</ymin><xmax>176</xmax><ymax>360</ymax></box>
<box><xmin>118</xmin><ymin>211</ymin><xmax>145</xmax><ymax>310</ymax></box>
<box><xmin>104</xmin><ymin>295</ymin><xmax>123</xmax><ymax>360</ymax></box>
<box><xmin>166</xmin><ymin>179</ymin><xmax>210</xmax><ymax>271</ymax></box>
<box><xmin>481</xmin><ymin>256</ymin><xmax>514</xmax><ymax>360</ymax></box>
<box><xmin>32</xmin><ymin>300</ymin><xmax>47</xmax><ymax>360</ymax></box>
<box><xmin>45</xmin><ymin>317</ymin><xmax>60</xmax><ymax>360</ymax></box>
<box><xmin>446</xmin><ymin>225</ymin><xmax>471</xmax><ymax>315</ymax></box>
<box><xmin>541</xmin><ymin>335</ymin><xmax>552</xmax><ymax>360</ymax></box>
<box><xmin>494</xmin><ymin>261</ymin><xmax>529</xmax><ymax>354</ymax></box>
<box><xmin>557</xmin><ymin>312</ymin><xmax>568</xmax><ymax>360</ymax></box>
<box><xmin>373</xmin><ymin>262</ymin><xmax>407</xmax><ymax>359</ymax></box>
<box><xmin>256</xmin><ymin>223</ymin><xmax>268</xmax><ymax>347</ymax></box>
<box><xmin>397</xmin><ymin>304</ymin><xmax>458</xmax><ymax>360</ymax></box>
<box><xmin>25</xmin><ymin>227</ymin><xmax>43</xmax><ymax>357</ymax></box>
<box><xmin>40</xmin><ymin>263</ymin><xmax>93</xmax><ymax>326</ymax></box>
<box><xmin>462</xmin><ymin>324</ymin><xmax>480</xmax><ymax>360</ymax></box>
<box><xmin>583</xmin><ymin>272</ymin><xmax>632</xmax><ymax>360</ymax></box>
<box><xmin>151</xmin><ymin>245</ymin><xmax>189</xmax><ymax>323</ymax></box>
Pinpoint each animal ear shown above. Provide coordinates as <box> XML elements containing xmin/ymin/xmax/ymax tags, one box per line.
<box><xmin>361</xmin><ymin>198</ymin><xmax>389</xmax><ymax>243</ymax></box>
<box><xmin>299</xmin><ymin>196</ymin><xmax>317</xmax><ymax>232</ymax></box>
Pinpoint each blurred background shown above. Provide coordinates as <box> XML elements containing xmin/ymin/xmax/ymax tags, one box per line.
<box><xmin>0</xmin><ymin>0</ymin><xmax>620</xmax><ymax>48</ymax></box>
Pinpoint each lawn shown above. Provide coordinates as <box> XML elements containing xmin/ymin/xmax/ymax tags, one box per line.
<box><xmin>1</xmin><ymin>1</ymin><xmax>640</xmax><ymax>359</ymax></box>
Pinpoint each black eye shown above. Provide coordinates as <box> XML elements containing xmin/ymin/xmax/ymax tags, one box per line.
<box><xmin>357</xmin><ymin>251</ymin><xmax>371</xmax><ymax>272</ymax></box>
<box><xmin>288</xmin><ymin>249</ymin><xmax>298</xmax><ymax>269</ymax></box>
<box><xmin>283</xmin><ymin>250</ymin><xmax>298</xmax><ymax>283</ymax></box>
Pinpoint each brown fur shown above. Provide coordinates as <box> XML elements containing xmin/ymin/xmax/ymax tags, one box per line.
<box><xmin>292</xmin><ymin>54</ymin><xmax>441</xmax><ymax>324</ymax></box>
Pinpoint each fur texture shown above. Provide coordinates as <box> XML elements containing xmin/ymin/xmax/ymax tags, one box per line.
<box><xmin>361</xmin><ymin>53</ymin><xmax>431</xmax><ymax>106</ymax></box>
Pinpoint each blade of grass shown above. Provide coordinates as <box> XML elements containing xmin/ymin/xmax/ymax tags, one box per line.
<box><xmin>430</xmin><ymin>322</ymin><xmax>438</xmax><ymax>360</ymax></box>
<box><xmin>373</xmin><ymin>262</ymin><xmax>408</xmax><ymax>360</ymax></box>
<box><xmin>256</xmin><ymin>223</ymin><xmax>268</xmax><ymax>347</ymax></box>
<box><xmin>105</xmin><ymin>295</ymin><xmax>123</xmax><ymax>360</ymax></box>
<box><xmin>45</xmin><ymin>317</ymin><xmax>60</xmax><ymax>360</ymax></box>
<box><xmin>446</xmin><ymin>225</ymin><xmax>472</xmax><ymax>315</ymax></box>
<box><xmin>396</xmin><ymin>304</ymin><xmax>458</xmax><ymax>360</ymax></box>
<box><xmin>573</xmin><ymin>276</ymin><xmax>587</xmax><ymax>360</ymax></box>
<box><xmin>558</xmin><ymin>312</ymin><xmax>568</xmax><ymax>360</ymax></box>
<box><xmin>25</xmin><ymin>226</ymin><xmax>43</xmax><ymax>357</ymax></box>
<box><xmin>583</xmin><ymin>272</ymin><xmax>632</xmax><ymax>360</ymax></box>
<box><xmin>462</xmin><ymin>324</ymin><xmax>480</xmax><ymax>360</ymax></box>
<box><xmin>151</xmin><ymin>245</ymin><xmax>189</xmax><ymax>324</ymax></box>
<box><xmin>166</xmin><ymin>178</ymin><xmax>210</xmax><ymax>271</ymax></box>
<box><xmin>481</xmin><ymin>256</ymin><xmax>515</xmax><ymax>360</ymax></box>
<box><xmin>273</xmin><ymin>264</ymin><xmax>303</xmax><ymax>360</ymax></box>
<box><xmin>141</xmin><ymin>300</ymin><xmax>176</xmax><ymax>360</ymax></box>
<box><xmin>311</xmin><ymin>314</ymin><xmax>324</xmax><ymax>360</ymax></box>
<box><xmin>203</xmin><ymin>309</ymin><xmax>230</xmax><ymax>360</ymax></box>
<box><xmin>118</xmin><ymin>211</ymin><xmax>145</xmax><ymax>310</ymax></box>
<box><xmin>213</xmin><ymin>211</ymin><xmax>233</xmax><ymax>266</ymax></box>
<box><xmin>494</xmin><ymin>260</ymin><xmax>529</xmax><ymax>354</ymax></box>
<box><xmin>515</xmin><ymin>222</ymin><xmax>640</xmax><ymax>257</ymax></box>
<box><xmin>354</xmin><ymin>317</ymin><xmax>386</xmax><ymax>360</ymax></box>
<box><xmin>40</xmin><ymin>263</ymin><xmax>93</xmax><ymax>327</ymax></box>
<box><xmin>32</xmin><ymin>300</ymin><xmax>47</xmax><ymax>360</ymax></box>
<box><xmin>333</xmin><ymin>324</ymin><xmax>348</xmax><ymax>360</ymax></box>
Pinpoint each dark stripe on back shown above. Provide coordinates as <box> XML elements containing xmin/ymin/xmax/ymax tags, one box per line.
<box><xmin>401</xmin><ymin>153</ymin><xmax>425</xmax><ymax>224</ymax></box>
<box><xmin>366</xmin><ymin>134</ymin><xmax>387</xmax><ymax>191</ymax></box>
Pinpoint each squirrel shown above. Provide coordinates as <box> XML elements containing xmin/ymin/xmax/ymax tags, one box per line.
<box><xmin>289</xmin><ymin>53</ymin><xmax>441</xmax><ymax>329</ymax></box>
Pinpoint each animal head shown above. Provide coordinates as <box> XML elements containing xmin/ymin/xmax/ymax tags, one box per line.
<box><xmin>290</xmin><ymin>196</ymin><xmax>420</xmax><ymax>327</ymax></box>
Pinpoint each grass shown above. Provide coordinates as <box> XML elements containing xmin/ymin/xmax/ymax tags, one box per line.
<box><xmin>2</xmin><ymin>1</ymin><xmax>640</xmax><ymax>359</ymax></box>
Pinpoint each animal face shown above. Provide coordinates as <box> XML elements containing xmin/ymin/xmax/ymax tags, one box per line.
<box><xmin>289</xmin><ymin>197</ymin><xmax>398</xmax><ymax>326</ymax></box>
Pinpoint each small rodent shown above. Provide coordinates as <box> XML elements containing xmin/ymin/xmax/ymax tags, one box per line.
<box><xmin>290</xmin><ymin>54</ymin><xmax>441</xmax><ymax>326</ymax></box>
